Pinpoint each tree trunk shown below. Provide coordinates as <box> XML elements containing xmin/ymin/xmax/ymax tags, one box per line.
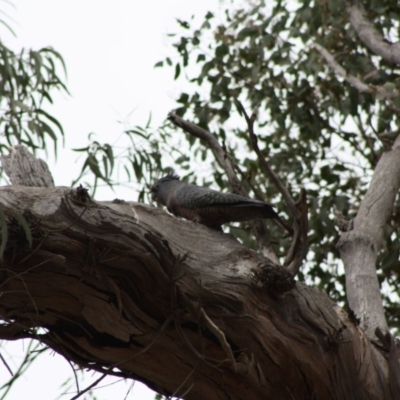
<box><xmin>0</xmin><ymin>184</ymin><xmax>396</xmax><ymax>399</ymax></box>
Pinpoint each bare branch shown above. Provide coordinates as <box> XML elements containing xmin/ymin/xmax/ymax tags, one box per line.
<box><xmin>235</xmin><ymin>101</ymin><xmax>308</xmax><ymax>275</ymax></box>
<box><xmin>285</xmin><ymin>189</ymin><xmax>309</xmax><ymax>275</ymax></box>
<box><xmin>200</xmin><ymin>307</ymin><xmax>236</xmax><ymax>371</ymax></box>
<box><xmin>235</xmin><ymin>101</ymin><xmax>299</xmax><ymax>218</ymax></box>
<box><xmin>0</xmin><ymin>353</ymin><xmax>13</xmax><ymax>377</ymax></box>
<box><xmin>168</xmin><ymin>112</ymin><xmax>245</xmax><ymax>196</ymax></box>
<box><xmin>69</xmin><ymin>373</ymin><xmax>107</xmax><ymax>400</ymax></box>
<box><xmin>337</xmin><ymin>135</ymin><xmax>400</xmax><ymax>339</ymax></box>
<box><xmin>346</xmin><ymin>0</ymin><xmax>400</xmax><ymax>65</ymax></box>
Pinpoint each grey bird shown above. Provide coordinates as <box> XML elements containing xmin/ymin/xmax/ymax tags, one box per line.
<box><xmin>150</xmin><ymin>172</ymin><xmax>280</xmax><ymax>231</ymax></box>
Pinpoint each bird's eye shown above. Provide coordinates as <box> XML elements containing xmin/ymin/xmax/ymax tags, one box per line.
<box><xmin>150</xmin><ymin>184</ymin><xmax>159</xmax><ymax>201</ymax></box>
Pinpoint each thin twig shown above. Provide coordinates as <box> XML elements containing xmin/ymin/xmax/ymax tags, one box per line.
<box><xmin>235</xmin><ymin>100</ymin><xmax>300</xmax><ymax>219</ymax></box>
<box><xmin>174</xmin><ymin>319</ymin><xmax>229</xmax><ymax>368</ymax></box>
<box><xmin>200</xmin><ymin>308</ymin><xmax>236</xmax><ymax>371</ymax></box>
<box><xmin>67</xmin><ymin>359</ymin><xmax>80</xmax><ymax>395</ymax></box>
<box><xmin>171</xmin><ymin>362</ymin><xmax>199</xmax><ymax>399</ymax></box>
<box><xmin>68</xmin><ymin>314</ymin><xmax>173</xmax><ymax>399</ymax></box>
<box><xmin>234</xmin><ymin>165</ymin><xmax>267</xmax><ymax>201</ymax></box>
<box><xmin>236</xmin><ymin>100</ymin><xmax>308</xmax><ymax>274</ymax></box>
<box><xmin>284</xmin><ymin>189</ymin><xmax>309</xmax><ymax>275</ymax></box>
<box><xmin>123</xmin><ymin>381</ymin><xmax>136</xmax><ymax>400</ymax></box>
<box><xmin>355</xmin><ymin>113</ymin><xmax>378</xmax><ymax>167</ymax></box>
<box><xmin>0</xmin><ymin>353</ymin><xmax>13</xmax><ymax>377</ymax></box>
<box><xmin>69</xmin><ymin>373</ymin><xmax>107</xmax><ymax>400</ymax></box>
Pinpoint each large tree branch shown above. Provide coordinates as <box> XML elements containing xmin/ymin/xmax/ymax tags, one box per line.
<box><xmin>346</xmin><ymin>0</ymin><xmax>400</xmax><ymax>65</ymax></box>
<box><xmin>0</xmin><ymin>185</ymin><xmax>393</xmax><ymax>399</ymax></box>
<box><xmin>337</xmin><ymin>135</ymin><xmax>400</xmax><ymax>339</ymax></box>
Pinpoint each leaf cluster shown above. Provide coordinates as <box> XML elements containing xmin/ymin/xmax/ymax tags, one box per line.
<box><xmin>0</xmin><ymin>37</ymin><xmax>68</xmax><ymax>156</ymax></box>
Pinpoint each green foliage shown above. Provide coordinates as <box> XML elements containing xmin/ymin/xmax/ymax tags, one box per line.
<box><xmin>0</xmin><ymin>339</ymin><xmax>47</xmax><ymax>400</ymax></box>
<box><xmin>147</xmin><ymin>0</ymin><xmax>400</xmax><ymax>327</ymax></box>
<box><xmin>72</xmin><ymin>133</ymin><xmax>115</xmax><ymax>194</ymax></box>
<box><xmin>0</xmin><ymin>39</ymin><xmax>68</xmax><ymax>156</ymax></box>
<box><xmin>71</xmin><ymin>115</ymin><xmax>172</xmax><ymax>198</ymax></box>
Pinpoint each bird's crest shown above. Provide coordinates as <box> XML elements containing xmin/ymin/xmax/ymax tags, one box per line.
<box><xmin>161</xmin><ymin>171</ymin><xmax>180</xmax><ymax>182</ymax></box>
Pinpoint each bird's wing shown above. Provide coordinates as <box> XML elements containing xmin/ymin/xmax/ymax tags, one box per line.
<box><xmin>176</xmin><ymin>185</ymin><xmax>274</xmax><ymax>208</ymax></box>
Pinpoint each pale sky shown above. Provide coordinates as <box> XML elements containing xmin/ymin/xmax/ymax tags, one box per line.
<box><xmin>0</xmin><ymin>1</ymin><xmax>220</xmax><ymax>399</ymax></box>
<box><xmin>2</xmin><ymin>0</ymin><xmax>222</xmax><ymax>197</ymax></box>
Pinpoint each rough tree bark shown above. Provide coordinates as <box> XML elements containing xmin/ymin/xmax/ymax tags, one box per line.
<box><xmin>0</xmin><ymin>147</ymin><xmax>399</xmax><ymax>399</ymax></box>
<box><xmin>337</xmin><ymin>135</ymin><xmax>400</xmax><ymax>339</ymax></box>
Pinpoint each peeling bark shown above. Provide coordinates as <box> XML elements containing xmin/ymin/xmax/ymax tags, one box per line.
<box><xmin>0</xmin><ymin>185</ymin><xmax>395</xmax><ymax>399</ymax></box>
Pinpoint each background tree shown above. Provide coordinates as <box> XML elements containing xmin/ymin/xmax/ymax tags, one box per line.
<box><xmin>0</xmin><ymin>0</ymin><xmax>400</xmax><ymax>399</ymax></box>
<box><xmin>154</xmin><ymin>0</ymin><xmax>400</xmax><ymax>328</ymax></box>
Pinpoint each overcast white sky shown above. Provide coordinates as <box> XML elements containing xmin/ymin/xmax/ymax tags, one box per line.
<box><xmin>0</xmin><ymin>1</ymin><xmax>220</xmax><ymax>399</ymax></box>
<box><xmin>2</xmin><ymin>0</ymin><xmax>222</xmax><ymax>197</ymax></box>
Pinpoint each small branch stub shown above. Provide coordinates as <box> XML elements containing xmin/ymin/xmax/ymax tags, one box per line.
<box><xmin>252</xmin><ymin>262</ymin><xmax>296</xmax><ymax>293</ymax></box>
<box><xmin>1</xmin><ymin>145</ymin><xmax>55</xmax><ymax>188</ymax></box>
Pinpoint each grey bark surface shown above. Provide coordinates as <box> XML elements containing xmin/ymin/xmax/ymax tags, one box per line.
<box><xmin>0</xmin><ymin>145</ymin><xmax>54</xmax><ymax>187</ymax></box>
<box><xmin>337</xmin><ymin>135</ymin><xmax>400</xmax><ymax>339</ymax></box>
<box><xmin>0</xmin><ymin>185</ymin><xmax>394</xmax><ymax>400</ymax></box>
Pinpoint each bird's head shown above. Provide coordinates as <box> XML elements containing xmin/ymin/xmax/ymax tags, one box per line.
<box><xmin>150</xmin><ymin>171</ymin><xmax>181</xmax><ymax>203</ymax></box>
